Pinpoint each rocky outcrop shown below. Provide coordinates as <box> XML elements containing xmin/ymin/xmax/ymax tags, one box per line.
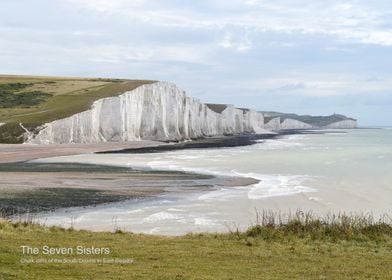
<box><xmin>323</xmin><ymin>120</ymin><xmax>357</xmax><ymax>129</ymax></box>
<box><xmin>28</xmin><ymin>82</ymin><xmax>264</xmax><ymax>144</ymax></box>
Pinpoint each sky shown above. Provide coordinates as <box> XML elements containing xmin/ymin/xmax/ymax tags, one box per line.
<box><xmin>1</xmin><ymin>0</ymin><xmax>392</xmax><ymax>126</ymax></box>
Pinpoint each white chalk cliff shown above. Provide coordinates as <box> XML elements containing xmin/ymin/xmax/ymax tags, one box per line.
<box><xmin>264</xmin><ymin>117</ymin><xmax>281</xmax><ymax>131</ymax></box>
<box><xmin>323</xmin><ymin>120</ymin><xmax>357</xmax><ymax>129</ymax></box>
<box><xmin>280</xmin><ymin>119</ymin><xmax>313</xmax><ymax>130</ymax></box>
<box><xmin>264</xmin><ymin>117</ymin><xmax>313</xmax><ymax>131</ymax></box>
<box><xmin>264</xmin><ymin>117</ymin><xmax>312</xmax><ymax>131</ymax></box>
<box><xmin>28</xmin><ymin>82</ymin><xmax>265</xmax><ymax>144</ymax></box>
<box><xmin>264</xmin><ymin>116</ymin><xmax>356</xmax><ymax>131</ymax></box>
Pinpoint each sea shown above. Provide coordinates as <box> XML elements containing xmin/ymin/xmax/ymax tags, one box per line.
<box><xmin>34</xmin><ymin>128</ymin><xmax>392</xmax><ymax>235</ymax></box>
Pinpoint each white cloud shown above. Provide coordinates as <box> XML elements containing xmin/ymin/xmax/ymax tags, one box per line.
<box><xmin>220</xmin><ymin>32</ymin><xmax>253</xmax><ymax>53</ymax></box>
<box><xmin>218</xmin><ymin>75</ymin><xmax>392</xmax><ymax>97</ymax></box>
<box><xmin>71</xmin><ymin>0</ymin><xmax>146</xmax><ymax>14</ymax></box>
<box><xmin>67</xmin><ymin>0</ymin><xmax>392</xmax><ymax>47</ymax></box>
<box><xmin>73</xmin><ymin>44</ymin><xmax>213</xmax><ymax>65</ymax></box>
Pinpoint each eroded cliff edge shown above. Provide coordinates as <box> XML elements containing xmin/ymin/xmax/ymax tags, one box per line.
<box><xmin>27</xmin><ymin>82</ymin><xmax>265</xmax><ymax>144</ymax></box>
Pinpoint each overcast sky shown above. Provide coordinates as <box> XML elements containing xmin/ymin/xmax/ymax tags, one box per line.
<box><xmin>1</xmin><ymin>0</ymin><xmax>392</xmax><ymax>126</ymax></box>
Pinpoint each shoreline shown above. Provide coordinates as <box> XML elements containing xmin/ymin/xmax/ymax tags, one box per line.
<box><xmin>0</xmin><ymin>130</ymin><xmax>343</xmax><ymax>225</ymax></box>
<box><xmin>0</xmin><ymin>140</ymin><xmax>164</xmax><ymax>164</ymax></box>
<box><xmin>0</xmin><ymin>162</ymin><xmax>259</xmax><ymax>217</ymax></box>
<box><xmin>98</xmin><ymin>129</ymin><xmax>332</xmax><ymax>154</ymax></box>
<box><xmin>0</xmin><ymin>130</ymin><xmax>333</xmax><ymax>164</ymax></box>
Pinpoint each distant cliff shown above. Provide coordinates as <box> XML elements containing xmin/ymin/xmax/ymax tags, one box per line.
<box><xmin>323</xmin><ymin>120</ymin><xmax>357</xmax><ymax>129</ymax></box>
<box><xmin>28</xmin><ymin>82</ymin><xmax>265</xmax><ymax>144</ymax></box>
<box><xmin>262</xmin><ymin>112</ymin><xmax>357</xmax><ymax>131</ymax></box>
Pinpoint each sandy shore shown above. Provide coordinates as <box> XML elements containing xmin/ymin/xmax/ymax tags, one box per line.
<box><xmin>0</xmin><ymin>141</ymin><xmax>165</xmax><ymax>163</ymax></box>
<box><xmin>0</xmin><ymin>169</ymin><xmax>258</xmax><ymax>194</ymax></box>
<box><xmin>0</xmin><ymin>136</ymin><xmax>268</xmax><ymax>217</ymax></box>
<box><xmin>0</xmin><ymin>131</ymin><xmax>319</xmax><ymax>163</ymax></box>
<box><xmin>0</xmin><ymin>161</ymin><xmax>258</xmax><ymax>216</ymax></box>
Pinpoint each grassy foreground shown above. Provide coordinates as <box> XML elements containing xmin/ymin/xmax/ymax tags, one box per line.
<box><xmin>0</xmin><ymin>75</ymin><xmax>154</xmax><ymax>143</ymax></box>
<box><xmin>1</xmin><ymin>213</ymin><xmax>391</xmax><ymax>279</ymax></box>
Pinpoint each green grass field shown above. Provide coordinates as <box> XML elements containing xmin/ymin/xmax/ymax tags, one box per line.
<box><xmin>0</xmin><ymin>75</ymin><xmax>154</xmax><ymax>143</ymax></box>
<box><xmin>1</xmin><ymin>213</ymin><xmax>391</xmax><ymax>279</ymax></box>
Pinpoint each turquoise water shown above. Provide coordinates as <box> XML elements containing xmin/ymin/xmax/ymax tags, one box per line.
<box><xmin>34</xmin><ymin>129</ymin><xmax>392</xmax><ymax>235</ymax></box>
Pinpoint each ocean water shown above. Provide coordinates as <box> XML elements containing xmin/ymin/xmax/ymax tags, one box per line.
<box><xmin>34</xmin><ymin>129</ymin><xmax>392</xmax><ymax>235</ymax></box>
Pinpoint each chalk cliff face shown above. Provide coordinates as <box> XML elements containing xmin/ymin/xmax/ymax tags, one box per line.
<box><xmin>323</xmin><ymin>120</ymin><xmax>357</xmax><ymax>129</ymax></box>
<box><xmin>264</xmin><ymin>118</ymin><xmax>312</xmax><ymax>131</ymax></box>
<box><xmin>28</xmin><ymin>82</ymin><xmax>265</xmax><ymax>144</ymax></box>
<box><xmin>264</xmin><ymin>117</ymin><xmax>356</xmax><ymax>131</ymax></box>
<box><xmin>280</xmin><ymin>119</ymin><xmax>313</xmax><ymax>130</ymax></box>
<box><xmin>264</xmin><ymin>117</ymin><xmax>281</xmax><ymax>131</ymax></box>
<box><xmin>261</xmin><ymin>111</ymin><xmax>357</xmax><ymax>130</ymax></box>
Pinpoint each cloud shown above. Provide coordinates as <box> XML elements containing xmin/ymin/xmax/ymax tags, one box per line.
<box><xmin>219</xmin><ymin>32</ymin><xmax>253</xmax><ymax>52</ymax></box>
<box><xmin>70</xmin><ymin>0</ymin><xmax>147</xmax><ymax>14</ymax></box>
<box><xmin>275</xmin><ymin>82</ymin><xmax>306</xmax><ymax>91</ymax></box>
<box><xmin>79</xmin><ymin>44</ymin><xmax>213</xmax><ymax>65</ymax></box>
<box><xmin>67</xmin><ymin>0</ymin><xmax>392</xmax><ymax>47</ymax></box>
<box><xmin>1</xmin><ymin>0</ymin><xmax>392</xmax><ymax>125</ymax></box>
<box><xmin>216</xmin><ymin>74</ymin><xmax>392</xmax><ymax>97</ymax></box>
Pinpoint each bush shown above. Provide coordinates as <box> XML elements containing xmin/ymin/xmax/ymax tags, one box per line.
<box><xmin>0</xmin><ymin>91</ymin><xmax>52</xmax><ymax>108</ymax></box>
<box><xmin>245</xmin><ymin>210</ymin><xmax>392</xmax><ymax>241</ymax></box>
<box><xmin>0</xmin><ymin>83</ymin><xmax>52</xmax><ymax>108</ymax></box>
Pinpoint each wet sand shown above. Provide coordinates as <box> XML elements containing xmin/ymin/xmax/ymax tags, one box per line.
<box><xmin>0</xmin><ymin>162</ymin><xmax>258</xmax><ymax>216</ymax></box>
<box><xmin>0</xmin><ymin>130</ymin><xmax>325</xmax><ymax>163</ymax></box>
<box><xmin>0</xmin><ymin>131</ymin><xmax>329</xmax><ymax>218</ymax></box>
<box><xmin>0</xmin><ymin>131</ymin><xmax>327</xmax><ymax>220</ymax></box>
<box><xmin>0</xmin><ymin>141</ymin><xmax>164</xmax><ymax>163</ymax></box>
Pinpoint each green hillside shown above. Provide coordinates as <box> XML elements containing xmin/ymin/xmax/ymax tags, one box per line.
<box><xmin>1</xmin><ymin>213</ymin><xmax>391</xmax><ymax>279</ymax></box>
<box><xmin>0</xmin><ymin>75</ymin><xmax>155</xmax><ymax>143</ymax></box>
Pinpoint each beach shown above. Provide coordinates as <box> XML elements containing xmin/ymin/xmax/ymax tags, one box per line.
<box><xmin>1</xmin><ymin>129</ymin><xmax>391</xmax><ymax>235</ymax></box>
<box><xmin>0</xmin><ymin>141</ymin><xmax>162</xmax><ymax>163</ymax></box>
<box><xmin>0</xmin><ymin>140</ymin><xmax>259</xmax><ymax>216</ymax></box>
<box><xmin>19</xmin><ymin>128</ymin><xmax>391</xmax><ymax>235</ymax></box>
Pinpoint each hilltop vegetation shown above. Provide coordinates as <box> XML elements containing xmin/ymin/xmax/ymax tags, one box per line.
<box><xmin>0</xmin><ymin>83</ymin><xmax>52</xmax><ymax>108</ymax></box>
<box><xmin>0</xmin><ymin>75</ymin><xmax>155</xmax><ymax>143</ymax></box>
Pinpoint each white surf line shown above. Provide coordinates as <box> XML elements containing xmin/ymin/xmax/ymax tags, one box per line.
<box><xmin>145</xmin><ymin>160</ymin><xmax>317</xmax><ymax>200</ymax></box>
<box><xmin>34</xmin><ymin>154</ymin><xmax>317</xmax><ymax>200</ymax></box>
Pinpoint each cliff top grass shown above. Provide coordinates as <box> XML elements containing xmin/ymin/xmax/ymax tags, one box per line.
<box><xmin>1</xmin><ymin>211</ymin><xmax>391</xmax><ymax>279</ymax></box>
<box><xmin>0</xmin><ymin>75</ymin><xmax>155</xmax><ymax>143</ymax></box>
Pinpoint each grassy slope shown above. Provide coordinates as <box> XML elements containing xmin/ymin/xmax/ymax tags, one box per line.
<box><xmin>0</xmin><ymin>75</ymin><xmax>155</xmax><ymax>143</ymax></box>
<box><xmin>0</xmin><ymin>220</ymin><xmax>391</xmax><ymax>279</ymax></box>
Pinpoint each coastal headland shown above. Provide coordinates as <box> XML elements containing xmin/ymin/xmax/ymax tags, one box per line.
<box><xmin>2</xmin><ymin>75</ymin><xmax>384</xmax><ymax>280</ymax></box>
<box><xmin>0</xmin><ymin>75</ymin><xmax>355</xmax><ymax>220</ymax></box>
